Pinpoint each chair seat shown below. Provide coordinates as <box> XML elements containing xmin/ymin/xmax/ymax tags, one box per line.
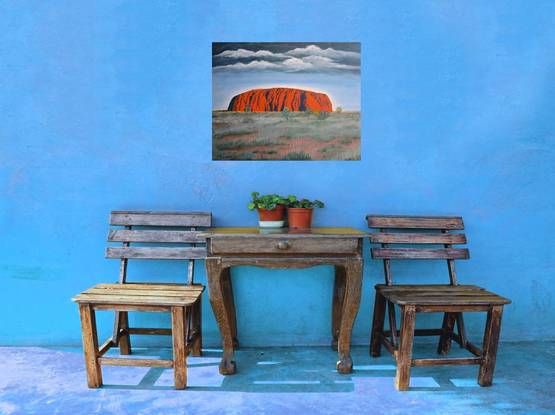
<box><xmin>376</xmin><ymin>284</ymin><xmax>511</xmax><ymax>306</ymax></box>
<box><xmin>72</xmin><ymin>283</ymin><xmax>204</xmax><ymax>307</ymax></box>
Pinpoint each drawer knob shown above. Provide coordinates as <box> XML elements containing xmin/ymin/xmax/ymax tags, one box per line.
<box><xmin>277</xmin><ymin>241</ymin><xmax>290</xmax><ymax>250</ymax></box>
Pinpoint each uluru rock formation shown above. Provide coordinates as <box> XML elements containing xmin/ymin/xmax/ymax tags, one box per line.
<box><xmin>227</xmin><ymin>87</ymin><xmax>333</xmax><ymax>112</ymax></box>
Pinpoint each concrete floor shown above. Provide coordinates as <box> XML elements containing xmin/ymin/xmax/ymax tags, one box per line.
<box><xmin>0</xmin><ymin>342</ymin><xmax>554</xmax><ymax>414</ymax></box>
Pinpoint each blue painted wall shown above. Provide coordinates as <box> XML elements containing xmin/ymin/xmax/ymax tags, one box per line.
<box><xmin>1</xmin><ymin>1</ymin><xmax>554</xmax><ymax>346</ymax></box>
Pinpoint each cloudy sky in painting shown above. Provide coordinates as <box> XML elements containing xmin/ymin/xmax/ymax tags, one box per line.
<box><xmin>212</xmin><ymin>42</ymin><xmax>360</xmax><ymax>111</ymax></box>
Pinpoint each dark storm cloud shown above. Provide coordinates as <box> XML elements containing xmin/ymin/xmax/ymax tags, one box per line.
<box><xmin>212</xmin><ymin>42</ymin><xmax>360</xmax><ymax>73</ymax></box>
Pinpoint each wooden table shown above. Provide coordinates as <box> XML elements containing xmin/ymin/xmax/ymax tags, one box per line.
<box><xmin>204</xmin><ymin>227</ymin><xmax>366</xmax><ymax>375</ymax></box>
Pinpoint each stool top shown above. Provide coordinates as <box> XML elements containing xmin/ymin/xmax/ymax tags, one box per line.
<box><xmin>72</xmin><ymin>283</ymin><xmax>204</xmax><ymax>307</ymax></box>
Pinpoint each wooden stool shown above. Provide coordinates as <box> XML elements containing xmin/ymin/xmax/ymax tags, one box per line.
<box><xmin>72</xmin><ymin>283</ymin><xmax>204</xmax><ymax>389</ymax></box>
<box><xmin>367</xmin><ymin>215</ymin><xmax>511</xmax><ymax>391</ymax></box>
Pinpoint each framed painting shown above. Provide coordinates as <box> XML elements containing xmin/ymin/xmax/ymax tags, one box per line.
<box><xmin>212</xmin><ymin>42</ymin><xmax>361</xmax><ymax>160</ymax></box>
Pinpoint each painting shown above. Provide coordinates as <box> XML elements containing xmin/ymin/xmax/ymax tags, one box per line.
<box><xmin>212</xmin><ymin>42</ymin><xmax>361</xmax><ymax>160</ymax></box>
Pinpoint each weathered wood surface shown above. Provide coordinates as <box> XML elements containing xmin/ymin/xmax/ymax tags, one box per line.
<box><xmin>367</xmin><ymin>215</ymin><xmax>464</xmax><ymax>230</ymax></box>
<box><xmin>395</xmin><ymin>305</ymin><xmax>416</xmax><ymax>391</ymax></box>
<box><xmin>370</xmin><ymin>232</ymin><xmax>467</xmax><ymax>244</ymax></box>
<box><xmin>372</xmin><ymin>247</ymin><xmax>469</xmax><ymax>260</ymax></box>
<box><xmin>370</xmin><ymin>291</ymin><xmax>386</xmax><ymax>357</ymax></box>
<box><xmin>110</xmin><ymin>211</ymin><xmax>211</xmax><ymax>227</ymax></box>
<box><xmin>221</xmin><ymin>268</ymin><xmax>238</xmax><ymax>349</ymax></box>
<box><xmin>206</xmin><ymin>227</ymin><xmax>367</xmax><ymax>238</ymax></box>
<box><xmin>128</xmin><ymin>327</ymin><xmax>172</xmax><ymax>335</ymax></box>
<box><xmin>210</xmin><ymin>237</ymin><xmax>359</xmax><ymax>255</ymax></box>
<box><xmin>171</xmin><ymin>306</ymin><xmax>187</xmax><ymax>389</ymax></box>
<box><xmin>108</xmin><ymin>230</ymin><xmax>207</xmax><ymax>243</ymax></box>
<box><xmin>478</xmin><ymin>305</ymin><xmax>503</xmax><ymax>386</ymax></box>
<box><xmin>106</xmin><ymin>247</ymin><xmax>207</xmax><ymax>260</ymax></box>
<box><xmin>412</xmin><ymin>357</ymin><xmax>482</xmax><ymax>367</ymax></box>
<box><xmin>331</xmin><ymin>265</ymin><xmax>346</xmax><ymax>351</ymax></box>
<box><xmin>73</xmin><ymin>283</ymin><xmax>204</xmax><ymax>307</ymax></box>
<box><xmin>206</xmin><ymin>259</ymin><xmax>237</xmax><ymax>375</ymax></box>
<box><xmin>336</xmin><ymin>259</ymin><xmax>363</xmax><ymax>374</ymax></box>
<box><xmin>191</xmin><ymin>298</ymin><xmax>203</xmax><ymax>356</ymax></box>
<box><xmin>367</xmin><ymin>214</ymin><xmax>510</xmax><ymax>390</ymax></box>
<box><xmin>117</xmin><ymin>311</ymin><xmax>131</xmax><ymax>355</ymax></box>
<box><xmin>79</xmin><ymin>304</ymin><xmax>103</xmax><ymax>388</ymax></box>
<box><xmin>99</xmin><ymin>357</ymin><xmax>174</xmax><ymax>368</ymax></box>
<box><xmin>205</xmin><ymin>229</ymin><xmax>365</xmax><ymax>375</ymax></box>
<box><xmin>377</xmin><ymin>285</ymin><xmax>510</xmax><ymax>306</ymax></box>
<box><xmin>437</xmin><ymin>312</ymin><xmax>456</xmax><ymax>355</ymax></box>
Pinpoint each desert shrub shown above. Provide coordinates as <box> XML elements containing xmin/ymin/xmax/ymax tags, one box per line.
<box><xmin>317</xmin><ymin>111</ymin><xmax>330</xmax><ymax>120</ymax></box>
<box><xmin>235</xmin><ymin>152</ymin><xmax>255</xmax><ymax>160</ymax></box>
<box><xmin>340</xmin><ymin>137</ymin><xmax>353</xmax><ymax>144</ymax></box>
<box><xmin>282</xmin><ymin>107</ymin><xmax>291</xmax><ymax>120</ymax></box>
<box><xmin>284</xmin><ymin>151</ymin><xmax>311</xmax><ymax>160</ymax></box>
<box><xmin>336</xmin><ymin>107</ymin><xmax>343</xmax><ymax>113</ymax></box>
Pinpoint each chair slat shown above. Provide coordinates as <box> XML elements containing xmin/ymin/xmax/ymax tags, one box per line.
<box><xmin>108</xmin><ymin>230</ymin><xmax>206</xmax><ymax>243</ymax></box>
<box><xmin>106</xmin><ymin>247</ymin><xmax>207</xmax><ymax>260</ymax></box>
<box><xmin>369</xmin><ymin>232</ymin><xmax>466</xmax><ymax>244</ymax></box>
<box><xmin>110</xmin><ymin>211</ymin><xmax>211</xmax><ymax>227</ymax></box>
<box><xmin>371</xmin><ymin>248</ymin><xmax>469</xmax><ymax>260</ymax></box>
<box><xmin>367</xmin><ymin>215</ymin><xmax>464</xmax><ymax>230</ymax></box>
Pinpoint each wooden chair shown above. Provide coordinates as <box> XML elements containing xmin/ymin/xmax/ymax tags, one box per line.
<box><xmin>72</xmin><ymin>210</ymin><xmax>211</xmax><ymax>389</ymax></box>
<box><xmin>106</xmin><ymin>211</ymin><xmax>211</xmax><ymax>358</ymax></box>
<box><xmin>367</xmin><ymin>215</ymin><xmax>511</xmax><ymax>391</ymax></box>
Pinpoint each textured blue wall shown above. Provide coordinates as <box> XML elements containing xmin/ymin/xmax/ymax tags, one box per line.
<box><xmin>1</xmin><ymin>1</ymin><xmax>554</xmax><ymax>346</ymax></box>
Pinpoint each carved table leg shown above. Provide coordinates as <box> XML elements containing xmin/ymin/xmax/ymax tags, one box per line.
<box><xmin>336</xmin><ymin>259</ymin><xmax>363</xmax><ymax>374</ymax></box>
<box><xmin>331</xmin><ymin>265</ymin><xmax>346</xmax><ymax>351</ymax></box>
<box><xmin>221</xmin><ymin>267</ymin><xmax>239</xmax><ymax>349</ymax></box>
<box><xmin>206</xmin><ymin>258</ymin><xmax>237</xmax><ymax>375</ymax></box>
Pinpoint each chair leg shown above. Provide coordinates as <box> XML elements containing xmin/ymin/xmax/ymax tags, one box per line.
<box><xmin>191</xmin><ymin>298</ymin><xmax>202</xmax><ymax>357</ymax></box>
<box><xmin>395</xmin><ymin>305</ymin><xmax>416</xmax><ymax>391</ymax></box>
<box><xmin>79</xmin><ymin>304</ymin><xmax>103</xmax><ymax>388</ymax></box>
<box><xmin>370</xmin><ymin>291</ymin><xmax>386</xmax><ymax>356</ymax></box>
<box><xmin>455</xmin><ymin>312</ymin><xmax>468</xmax><ymax>348</ymax></box>
<box><xmin>437</xmin><ymin>312</ymin><xmax>456</xmax><ymax>356</ymax></box>
<box><xmin>478</xmin><ymin>305</ymin><xmax>503</xmax><ymax>387</ymax></box>
<box><xmin>171</xmin><ymin>306</ymin><xmax>187</xmax><ymax>390</ymax></box>
<box><xmin>118</xmin><ymin>311</ymin><xmax>132</xmax><ymax>355</ymax></box>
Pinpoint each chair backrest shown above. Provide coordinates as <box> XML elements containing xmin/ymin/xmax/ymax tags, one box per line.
<box><xmin>107</xmin><ymin>211</ymin><xmax>212</xmax><ymax>284</ymax></box>
<box><xmin>367</xmin><ymin>215</ymin><xmax>468</xmax><ymax>286</ymax></box>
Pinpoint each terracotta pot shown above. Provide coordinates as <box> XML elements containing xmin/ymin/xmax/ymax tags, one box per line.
<box><xmin>287</xmin><ymin>207</ymin><xmax>313</xmax><ymax>229</ymax></box>
<box><xmin>257</xmin><ymin>204</ymin><xmax>285</xmax><ymax>221</ymax></box>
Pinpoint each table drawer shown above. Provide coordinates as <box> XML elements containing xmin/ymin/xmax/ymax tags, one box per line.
<box><xmin>209</xmin><ymin>237</ymin><xmax>359</xmax><ymax>255</ymax></box>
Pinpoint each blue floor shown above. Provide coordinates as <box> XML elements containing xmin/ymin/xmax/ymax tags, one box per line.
<box><xmin>1</xmin><ymin>342</ymin><xmax>554</xmax><ymax>414</ymax></box>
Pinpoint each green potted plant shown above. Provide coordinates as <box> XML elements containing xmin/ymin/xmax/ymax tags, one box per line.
<box><xmin>248</xmin><ymin>192</ymin><xmax>287</xmax><ymax>228</ymax></box>
<box><xmin>286</xmin><ymin>195</ymin><xmax>324</xmax><ymax>229</ymax></box>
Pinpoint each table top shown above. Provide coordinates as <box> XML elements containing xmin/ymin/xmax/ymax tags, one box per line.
<box><xmin>204</xmin><ymin>227</ymin><xmax>367</xmax><ymax>238</ymax></box>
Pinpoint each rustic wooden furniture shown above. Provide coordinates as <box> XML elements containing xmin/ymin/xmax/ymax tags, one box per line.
<box><xmin>204</xmin><ymin>227</ymin><xmax>366</xmax><ymax>375</ymax></box>
<box><xmin>367</xmin><ymin>215</ymin><xmax>511</xmax><ymax>391</ymax></box>
<box><xmin>107</xmin><ymin>210</ymin><xmax>211</xmax><ymax>357</ymax></box>
<box><xmin>72</xmin><ymin>210</ymin><xmax>211</xmax><ymax>389</ymax></box>
<box><xmin>72</xmin><ymin>283</ymin><xmax>203</xmax><ymax>389</ymax></box>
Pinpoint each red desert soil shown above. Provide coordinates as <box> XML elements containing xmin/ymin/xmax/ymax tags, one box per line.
<box><xmin>228</xmin><ymin>87</ymin><xmax>333</xmax><ymax>112</ymax></box>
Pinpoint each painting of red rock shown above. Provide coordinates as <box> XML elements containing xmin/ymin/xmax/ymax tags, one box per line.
<box><xmin>213</xmin><ymin>42</ymin><xmax>361</xmax><ymax>160</ymax></box>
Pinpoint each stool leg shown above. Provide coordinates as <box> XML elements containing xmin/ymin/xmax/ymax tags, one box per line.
<box><xmin>171</xmin><ymin>306</ymin><xmax>187</xmax><ymax>389</ymax></box>
<box><xmin>370</xmin><ymin>291</ymin><xmax>386</xmax><ymax>357</ymax></box>
<box><xmin>191</xmin><ymin>299</ymin><xmax>202</xmax><ymax>357</ymax></box>
<box><xmin>118</xmin><ymin>311</ymin><xmax>132</xmax><ymax>355</ymax></box>
<box><xmin>79</xmin><ymin>304</ymin><xmax>102</xmax><ymax>388</ymax></box>
<box><xmin>478</xmin><ymin>305</ymin><xmax>503</xmax><ymax>387</ymax></box>
<box><xmin>437</xmin><ymin>312</ymin><xmax>456</xmax><ymax>355</ymax></box>
<box><xmin>395</xmin><ymin>305</ymin><xmax>416</xmax><ymax>391</ymax></box>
